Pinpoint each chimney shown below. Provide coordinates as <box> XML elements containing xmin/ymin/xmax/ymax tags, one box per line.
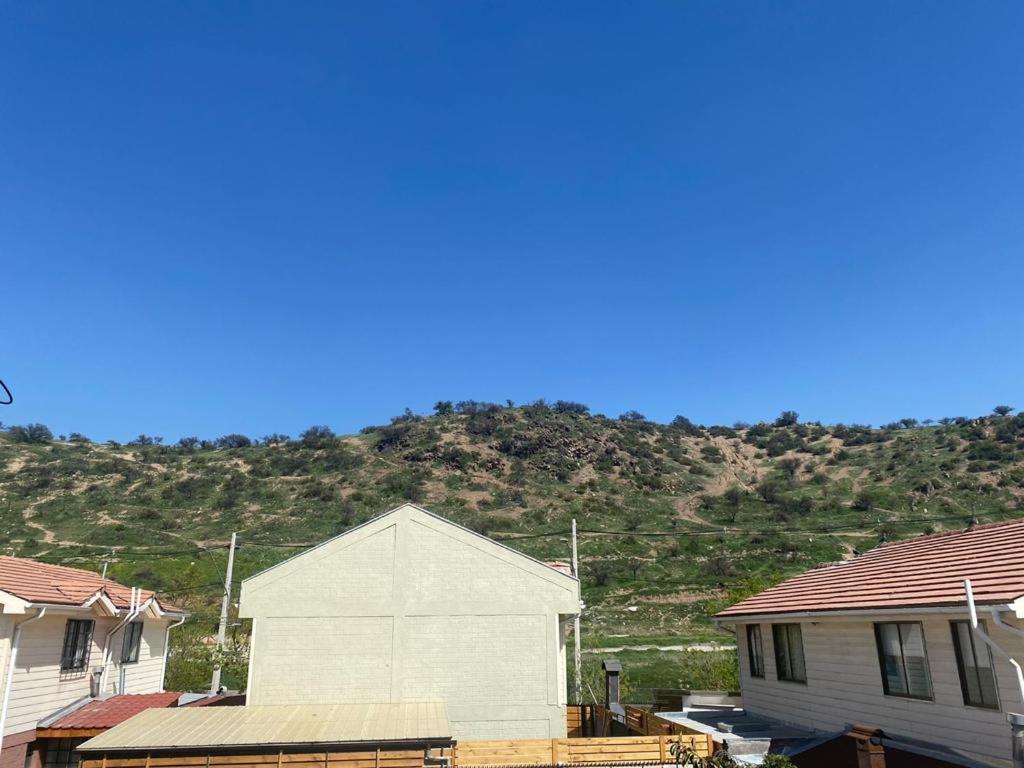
<box><xmin>1009</xmin><ymin>713</ymin><xmax>1024</xmax><ymax>768</ymax></box>
<box><xmin>602</xmin><ymin>659</ymin><xmax>622</xmax><ymax>715</ymax></box>
<box><xmin>849</xmin><ymin>725</ymin><xmax>885</xmax><ymax>768</ymax></box>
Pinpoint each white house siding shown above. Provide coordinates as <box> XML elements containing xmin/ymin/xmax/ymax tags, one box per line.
<box><xmin>240</xmin><ymin>504</ymin><xmax>580</xmax><ymax>740</ymax></box>
<box><xmin>3</xmin><ymin>613</ymin><xmax>170</xmax><ymax>739</ymax></box>
<box><xmin>735</xmin><ymin>612</ymin><xmax>1024</xmax><ymax>767</ymax></box>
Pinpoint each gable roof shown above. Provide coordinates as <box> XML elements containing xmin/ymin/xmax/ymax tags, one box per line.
<box><xmin>242</xmin><ymin>502</ymin><xmax>579</xmax><ymax>590</ymax></box>
<box><xmin>77</xmin><ymin>703</ymin><xmax>451</xmax><ymax>752</ymax></box>
<box><xmin>0</xmin><ymin>555</ymin><xmax>184</xmax><ymax>614</ymax></box>
<box><xmin>717</xmin><ymin>519</ymin><xmax>1024</xmax><ymax>619</ymax></box>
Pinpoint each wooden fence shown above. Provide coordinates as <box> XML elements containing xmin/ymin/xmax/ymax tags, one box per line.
<box><xmin>448</xmin><ymin>733</ymin><xmax>712</xmax><ymax>767</ymax></box>
<box><xmin>566</xmin><ymin>706</ymin><xmax>617</xmax><ymax>738</ymax></box>
<box><xmin>622</xmin><ymin>707</ymin><xmax>700</xmax><ymax>740</ymax></box>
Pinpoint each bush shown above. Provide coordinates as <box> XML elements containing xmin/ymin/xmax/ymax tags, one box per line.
<box><xmin>127</xmin><ymin>434</ymin><xmax>162</xmax><ymax>446</ymax></box>
<box><xmin>774</xmin><ymin>410</ymin><xmax>799</xmax><ymax>427</ymax></box>
<box><xmin>300</xmin><ymin>425</ymin><xmax>335</xmax><ymax>446</ymax></box>
<box><xmin>619</xmin><ymin>410</ymin><xmax>647</xmax><ymax>422</ymax></box>
<box><xmin>553</xmin><ymin>400</ymin><xmax>590</xmax><ymax>415</ymax></box>
<box><xmin>216</xmin><ymin>434</ymin><xmax>252</xmax><ymax>449</ymax></box>
<box><xmin>433</xmin><ymin>401</ymin><xmax>454</xmax><ymax>416</ymax></box>
<box><xmin>8</xmin><ymin>424</ymin><xmax>54</xmax><ymax>443</ymax></box>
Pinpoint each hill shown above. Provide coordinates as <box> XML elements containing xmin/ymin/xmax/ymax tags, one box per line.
<box><xmin>2</xmin><ymin>402</ymin><xmax>1023</xmax><ymax>695</ymax></box>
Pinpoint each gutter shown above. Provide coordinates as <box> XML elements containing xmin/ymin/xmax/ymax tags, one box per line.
<box><xmin>0</xmin><ymin>607</ymin><xmax>47</xmax><ymax>744</ymax></box>
<box><xmin>100</xmin><ymin>588</ymin><xmax>147</xmax><ymax>694</ymax></box>
<box><xmin>158</xmin><ymin>614</ymin><xmax>188</xmax><ymax>693</ymax></box>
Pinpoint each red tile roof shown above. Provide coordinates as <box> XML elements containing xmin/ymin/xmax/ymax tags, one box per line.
<box><xmin>717</xmin><ymin>519</ymin><xmax>1024</xmax><ymax>619</ymax></box>
<box><xmin>0</xmin><ymin>556</ymin><xmax>182</xmax><ymax>613</ymax></box>
<box><xmin>47</xmin><ymin>693</ymin><xmax>182</xmax><ymax>730</ymax></box>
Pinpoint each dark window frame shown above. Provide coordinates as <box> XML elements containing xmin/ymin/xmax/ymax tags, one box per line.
<box><xmin>772</xmin><ymin>623</ymin><xmax>807</xmax><ymax>683</ymax></box>
<box><xmin>120</xmin><ymin>621</ymin><xmax>144</xmax><ymax>664</ymax></box>
<box><xmin>951</xmin><ymin>620</ymin><xmax>1000</xmax><ymax>710</ymax></box>
<box><xmin>746</xmin><ymin>624</ymin><xmax>765</xmax><ymax>678</ymax></box>
<box><xmin>60</xmin><ymin>619</ymin><xmax>95</xmax><ymax>672</ymax></box>
<box><xmin>873</xmin><ymin>621</ymin><xmax>934</xmax><ymax>701</ymax></box>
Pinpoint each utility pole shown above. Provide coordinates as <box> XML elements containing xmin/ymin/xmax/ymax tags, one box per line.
<box><xmin>572</xmin><ymin>519</ymin><xmax>582</xmax><ymax>705</ymax></box>
<box><xmin>211</xmin><ymin>532</ymin><xmax>237</xmax><ymax>694</ymax></box>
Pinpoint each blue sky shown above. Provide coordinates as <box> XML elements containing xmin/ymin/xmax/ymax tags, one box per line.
<box><xmin>2</xmin><ymin>2</ymin><xmax>1022</xmax><ymax>442</ymax></box>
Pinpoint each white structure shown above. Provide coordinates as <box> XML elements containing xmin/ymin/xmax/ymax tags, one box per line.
<box><xmin>716</xmin><ymin>520</ymin><xmax>1024</xmax><ymax>768</ymax></box>
<box><xmin>0</xmin><ymin>557</ymin><xmax>186</xmax><ymax>768</ymax></box>
<box><xmin>240</xmin><ymin>503</ymin><xmax>581</xmax><ymax>740</ymax></box>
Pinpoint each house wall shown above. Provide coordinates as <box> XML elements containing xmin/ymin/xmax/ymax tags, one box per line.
<box><xmin>240</xmin><ymin>504</ymin><xmax>580</xmax><ymax>740</ymax></box>
<box><xmin>735</xmin><ymin>612</ymin><xmax>1024</xmax><ymax>768</ymax></box>
<box><xmin>3</xmin><ymin>612</ymin><xmax>170</xmax><ymax>740</ymax></box>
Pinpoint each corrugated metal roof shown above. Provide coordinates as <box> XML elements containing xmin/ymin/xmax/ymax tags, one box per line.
<box><xmin>47</xmin><ymin>692</ymin><xmax>182</xmax><ymax>729</ymax></box>
<box><xmin>0</xmin><ymin>555</ymin><xmax>183</xmax><ymax>613</ymax></box>
<box><xmin>77</xmin><ymin>703</ymin><xmax>451</xmax><ymax>752</ymax></box>
<box><xmin>717</xmin><ymin>519</ymin><xmax>1024</xmax><ymax>618</ymax></box>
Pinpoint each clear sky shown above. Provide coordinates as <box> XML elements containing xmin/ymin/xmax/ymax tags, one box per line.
<box><xmin>2</xmin><ymin>2</ymin><xmax>1022</xmax><ymax>442</ymax></box>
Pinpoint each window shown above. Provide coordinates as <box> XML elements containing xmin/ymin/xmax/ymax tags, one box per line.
<box><xmin>874</xmin><ymin>622</ymin><xmax>933</xmax><ymax>700</ymax></box>
<box><xmin>60</xmin><ymin>620</ymin><xmax>94</xmax><ymax>672</ymax></box>
<box><xmin>43</xmin><ymin>738</ymin><xmax>84</xmax><ymax>768</ymax></box>
<box><xmin>746</xmin><ymin>624</ymin><xmax>764</xmax><ymax>678</ymax></box>
<box><xmin>120</xmin><ymin>622</ymin><xmax>143</xmax><ymax>664</ymax></box>
<box><xmin>951</xmin><ymin>621</ymin><xmax>999</xmax><ymax>709</ymax></box>
<box><xmin>772</xmin><ymin>623</ymin><xmax>806</xmax><ymax>683</ymax></box>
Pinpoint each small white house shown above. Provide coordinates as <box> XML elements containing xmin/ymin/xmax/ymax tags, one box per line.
<box><xmin>239</xmin><ymin>503</ymin><xmax>581</xmax><ymax>740</ymax></box>
<box><xmin>716</xmin><ymin>520</ymin><xmax>1024</xmax><ymax>768</ymax></box>
<box><xmin>0</xmin><ymin>557</ymin><xmax>187</xmax><ymax>768</ymax></box>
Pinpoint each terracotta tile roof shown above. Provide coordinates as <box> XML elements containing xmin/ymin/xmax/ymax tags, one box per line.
<box><xmin>0</xmin><ymin>556</ymin><xmax>183</xmax><ymax>613</ymax></box>
<box><xmin>47</xmin><ymin>693</ymin><xmax>183</xmax><ymax>730</ymax></box>
<box><xmin>717</xmin><ymin>519</ymin><xmax>1024</xmax><ymax>619</ymax></box>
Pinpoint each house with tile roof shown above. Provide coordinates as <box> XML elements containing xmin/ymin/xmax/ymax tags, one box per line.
<box><xmin>239</xmin><ymin>503</ymin><xmax>581</xmax><ymax>741</ymax></box>
<box><xmin>715</xmin><ymin>520</ymin><xmax>1024</xmax><ymax>768</ymax></box>
<box><xmin>0</xmin><ymin>556</ymin><xmax>188</xmax><ymax>768</ymax></box>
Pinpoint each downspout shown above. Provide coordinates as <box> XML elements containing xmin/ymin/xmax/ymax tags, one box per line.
<box><xmin>100</xmin><ymin>588</ymin><xmax>145</xmax><ymax>694</ymax></box>
<box><xmin>964</xmin><ymin>580</ymin><xmax>1024</xmax><ymax>768</ymax></box>
<box><xmin>158</xmin><ymin>614</ymin><xmax>187</xmax><ymax>693</ymax></box>
<box><xmin>0</xmin><ymin>608</ymin><xmax>47</xmax><ymax>748</ymax></box>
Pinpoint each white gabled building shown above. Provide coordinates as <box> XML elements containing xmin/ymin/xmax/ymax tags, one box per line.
<box><xmin>239</xmin><ymin>503</ymin><xmax>581</xmax><ymax>740</ymax></box>
<box><xmin>0</xmin><ymin>557</ymin><xmax>187</xmax><ymax>768</ymax></box>
<box><xmin>715</xmin><ymin>520</ymin><xmax>1024</xmax><ymax>768</ymax></box>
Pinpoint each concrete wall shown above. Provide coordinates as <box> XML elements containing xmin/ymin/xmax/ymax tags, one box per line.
<box><xmin>240</xmin><ymin>504</ymin><xmax>580</xmax><ymax>740</ymax></box>
<box><xmin>2</xmin><ymin>612</ymin><xmax>171</xmax><ymax>739</ymax></box>
<box><xmin>735</xmin><ymin>612</ymin><xmax>1024</xmax><ymax>768</ymax></box>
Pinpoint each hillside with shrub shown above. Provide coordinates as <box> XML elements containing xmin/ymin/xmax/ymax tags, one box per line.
<box><xmin>3</xmin><ymin>401</ymin><xmax>1023</xmax><ymax>695</ymax></box>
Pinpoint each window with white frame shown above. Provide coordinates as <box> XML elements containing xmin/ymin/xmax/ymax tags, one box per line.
<box><xmin>951</xmin><ymin>620</ymin><xmax>999</xmax><ymax>709</ymax></box>
<box><xmin>772</xmin><ymin>623</ymin><xmax>806</xmax><ymax>683</ymax></box>
<box><xmin>874</xmin><ymin>621</ymin><xmax>933</xmax><ymax>700</ymax></box>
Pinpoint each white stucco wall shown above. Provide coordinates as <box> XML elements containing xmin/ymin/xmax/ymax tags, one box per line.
<box><xmin>2</xmin><ymin>612</ymin><xmax>171</xmax><ymax>738</ymax></box>
<box><xmin>240</xmin><ymin>504</ymin><xmax>580</xmax><ymax>740</ymax></box>
<box><xmin>734</xmin><ymin>612</ymin><xmax>1024</xmax><ymax>767</ymax></box>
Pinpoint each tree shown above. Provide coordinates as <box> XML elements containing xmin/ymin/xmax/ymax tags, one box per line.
<box><xmin>773</xmin><ymin>411</ymin><xmax>799</xmax><ymax>427</ymax></box>
<box><xmin>127</xmin><ymin>434</ymin><xmax>162</xmax><ymax>446</ymax></box>
<box><xmin>300</xmin><ymin>425</ymin><xmax>335</xmax><ymax>446</ymax></box>
<box><xmin>433</xmin><ymin>401</ymin><xmax>454</xmax><ymax>416</ymax></box>
<box><xmin>993</xmin><ymin>405</ymin><xmax>1015</xmax><ymax>417</ymax></box>
<box><xmin>619</xmin><ymin>410</ymin><xmax>647</xmax><ymax>422</ymax></box>
<box><xmin>553</xmin><ymin>400</ymin><xmax>589</xmax><ymax>415</ymax></box>
<box><xmin>8</xmin><ymin>424</ymin><xmax>53</xmax><ymax>443</ymax></box>
<box><xmin>68</xmin><ymin>432</ymin><xmax>91</xmax><ymax>443</ymax></box>
<box><xmin>778</xmin><ymin>457</ymin><xmax>802</xmax><ymax>481</ymax></box>
<box><xmin>216</xmin><ymin>434</ymin><xmax>252</xmax><ymax>449</ymax></box>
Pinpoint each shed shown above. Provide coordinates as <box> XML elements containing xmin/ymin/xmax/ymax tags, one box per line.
<box><xmin>76</xmin><ymin>703</ymin><xmax>452</xmax><ymax>768</ymax></box>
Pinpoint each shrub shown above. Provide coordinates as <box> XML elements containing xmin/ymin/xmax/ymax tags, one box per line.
<box><xmin>127</xmin><ymin>434</ymin><xmax>162</xmax><ymax>446</ymax></box>
<box><xmin>774</xmin><ymin>410</ymin><xmax>799</xmax><ymax>427</ymax></box>
<box><xmin>553</xmin><ymin>400</ymin><xmax>590</xmax><ymax>415</ymax></box>
<box><xmin>216</xmin><ymin>434</ymin><xmax>252</xmax><ymax>449</ymax></box>
<box><xmin>619</xmin><ymin>410</ymin><xmax>647</xmax><ymax>422</ymax></box>
<box><xmin>8</xmin><ymin>424</ymin><xmax>54</xmax><ymax>443</ymax></box>
<box><xmin>300</xmin><ymin>425</ymin><xmax>335</xmax><ymax>446</ymax></box>
<box><xmin>433</xmin><ymin>401</ymin><xmax>454</xmax><ymax>416</ymax></box>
